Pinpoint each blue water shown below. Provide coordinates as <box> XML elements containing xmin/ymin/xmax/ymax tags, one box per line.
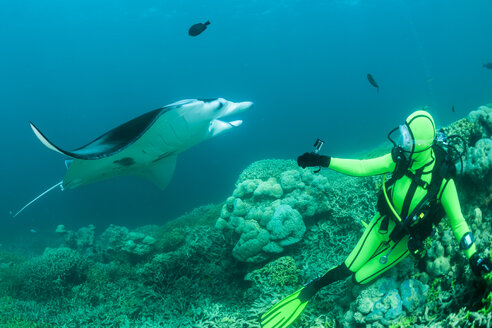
<box><xmin>1</xmin><ymin>0</ymin><xmax>491</xmax><ymax>241</ymax></box>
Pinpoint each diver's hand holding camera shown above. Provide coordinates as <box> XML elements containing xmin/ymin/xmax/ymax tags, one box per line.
<box><xmin>297</xmin><ymin>152</ymin><xmax>331</xmax><ymax>168</ymax></box>
<box><xmin>297</xmin><ymin>138</ymin><xmax>331</xmax><ymax>169</ymax></box>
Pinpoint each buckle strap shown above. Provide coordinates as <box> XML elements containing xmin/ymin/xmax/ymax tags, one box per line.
<box><xmin>379</xmin><ymin>215</ymin><xmax>389</xmax><ymax>234</ymax></box>
<box><xmin>405</xmin><ymin>170</ymin><xmax>429</xmax><ymax>189</ymax></box>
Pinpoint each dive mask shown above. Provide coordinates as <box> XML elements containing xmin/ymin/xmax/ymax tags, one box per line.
<box><xmin>388</xmin><ymin>123</ymin><xmax>435</xmax><ymax>158</ymax></box>
<box><xmin>398</xmin><ymin>124</ymin><xmax>413</xmax><ymax>153</ymax></box>
<box><xmin>388</xmin><ymin>124</ymin><xmax>414</xmax><ymax>157</ymax></box>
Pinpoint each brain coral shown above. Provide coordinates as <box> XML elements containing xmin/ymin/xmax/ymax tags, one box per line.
<box><xmin>266</xmin><ymin>204</ymin><xmax>305</xmax><ymax>246</ymax></box>
<box><xmin>217</xmin><ymin>159</ymin><xmax>377</xmax><ymax>262</ymax></box>
<box><xmin>232</xmin><ymin>220</ymin><xmax>271</xmax><ymax>263</ymax></box>
<box><xmin>464</xmin><ymin>138</ymin><xmax>492</xmax><ymax>183</ymax></box>
<box><xmin>468</xmin><ymin>105</ymin><xmax>492</xmax><ymax>133</ymax></box>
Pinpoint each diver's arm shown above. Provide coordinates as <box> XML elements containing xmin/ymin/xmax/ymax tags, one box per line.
<box><xmin>440</xmin><ymin>179</ymin><xmax>477</xmax><ymax>258</ymax></box>
<box><xmin>328</xmin><ymin>153</ymin><xmax>396</xmax><ymax>177</ymax></box>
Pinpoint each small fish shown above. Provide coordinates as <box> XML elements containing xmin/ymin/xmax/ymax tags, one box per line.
<box><xmin>483</xmin><ymin>63</ymin><xmax>492</xmax><ymax>70</ymax></box>
<box><xmin>188</xmin><ymin>21</ymin><xmax>210</xmax><ymax>37</ymax></box>
<box><xmin>30</xmin><ymin>229</ymin><xmax>37</xmax><ymax>233</ymax></box>
<box><xmin>452</xmin><ymin>105</ymin><xmax>455</xmax><ymax>113</ymax></box>
<box><xmin>367</xmin><ymin>74</ymin><xmax>379</xmax><ymax>93</ymax></box>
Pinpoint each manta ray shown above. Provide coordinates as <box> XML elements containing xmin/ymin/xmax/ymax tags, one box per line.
<box><xmin>13</xmin><ymin>98</ymin><xmax>253</xmax><ymax>217</ymax></box>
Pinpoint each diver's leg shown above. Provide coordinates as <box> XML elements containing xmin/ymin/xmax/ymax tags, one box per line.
<box><xmin>345</xmin><ymin>213</ymin><xmax>389</xmax><ymax>272</ymax></box>
<box><xmin>299</xmin><ymin>263</ymin><xmax>352</xmax><ymax>301</ymax></box>
<box><xmin>353</xmin><ymin>235</ymin><xmax>410</xmax><ymax>285</ymax></box>
<box><xmin>300</xmin><ymin>213</ymin><xmax>387</xmax><ymax>301</ymax></box>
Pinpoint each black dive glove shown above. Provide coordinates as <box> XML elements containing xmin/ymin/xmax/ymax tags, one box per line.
<box><xmin>469</xmin><ymin>253</ymin><xmax>492</xmax><ymax>277</ymax></box>
<box><xmin>297</xmin><ymin>152</ymin><xmax>331</xmax><ymax>169</ymax></box>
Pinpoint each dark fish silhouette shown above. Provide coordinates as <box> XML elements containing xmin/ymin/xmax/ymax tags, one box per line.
<box><xmin>452</xmin><ymin>105</ymin><xmax>455</xmax><ymax>113</ymax></box>
<box><xmin>188</xmin><ymin>21</ymin><xmax>210</xmax><ymax>37</ymax></box>
<box><xmin>483</xmin><ymin>63</ymin><xmax>492</xmax><ymax>70</ymax></box>
<box><xmin>367</xmin><ymin>74</ymin><xmax>379</xmax><ymax>93</ymax></box>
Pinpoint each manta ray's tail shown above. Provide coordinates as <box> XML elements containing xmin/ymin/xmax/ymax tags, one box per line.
<box><xmin>11</xmin><ymin>180</ymin><xmax>64</xmax><ymax>218</ymax></box>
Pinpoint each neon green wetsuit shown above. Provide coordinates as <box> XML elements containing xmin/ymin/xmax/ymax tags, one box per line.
<box><xmin>328</xmin><ymin>111</ymin><xmax>477</xmax><ymax>284</ymax></box>
<box><xmin>329</xmin><ymin>150</ymin><xmax>476</xmax><ymax>284</ymax></box>
<box><xmin>260</xmin><ymin>110</ymin><xmax>480</xmax><ymax>328</ymax></box>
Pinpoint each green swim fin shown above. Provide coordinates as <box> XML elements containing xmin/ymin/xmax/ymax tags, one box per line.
<box><xmin>260</xmin><ymin>287</ymin><xmax>310</xmax><ymax>328</ymax></box>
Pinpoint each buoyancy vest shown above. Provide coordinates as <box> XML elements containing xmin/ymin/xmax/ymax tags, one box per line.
<box><xmin>376</xmin><ymin>144</ymin><xmax>456</xmax><ymax>256</ymax></box>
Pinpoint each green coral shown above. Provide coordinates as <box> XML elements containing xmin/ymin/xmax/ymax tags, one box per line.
<box><xmin>0</xmin><ymin>249</ymin><xmax>25</xmax><ymax>266</ymax></box>
<box><xmin>0</xmin><ymin>316</ymin><xmax>53</xmax><ymax>328</ymax></box>
<box><xmin>3</xmin><ymin>248</ymin><xmax>88</xmax><ymax>301</ymax></box>
<box><xmin>167</xmin><ymin>203</ymin><xmax>223</xmax><ymax>228</ymax></box>
<box><xmin>0</xmin><ymin>250</ymin><xmax>26</xmax><ymax>297</ymax></box>
<box><xmin>246</xmin><ymin>256</ymin><xmax>301</xmax><ymax>287</ymax></box>
<box><xmin>426</xmin><ymin>277</ymin><xmax>443</xmax><ymax>304</ymax></box>
<box><xmin>388</xmin><ymin>315</ymin><xmax>416</xmax><ymax>328</ymax></box>
<box><xmin>154</xmin><ymin>226</ymin><xmax>186</xmax><ymax>252</ymax></box>
<box><xmin>479</xmin><ymin>255</ymin><xmax>492</xmax><ymax>315</ymax></box>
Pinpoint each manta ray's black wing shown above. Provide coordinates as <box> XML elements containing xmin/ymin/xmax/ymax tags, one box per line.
<box><xmin>30</xmin><ymin>106</ymin><xmax>176</xmax><ymax>160</ymax></box>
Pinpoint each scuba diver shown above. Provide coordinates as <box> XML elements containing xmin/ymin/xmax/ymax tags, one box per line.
<box><xmin>260</xmin><ymin>110</ymin><xmax>491</xmax><ymax>328</ymax></box>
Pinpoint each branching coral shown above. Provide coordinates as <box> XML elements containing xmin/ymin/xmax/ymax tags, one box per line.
<box><xmin>246</xmin><ymin>256</ymin><xmax>301</xmax><ymax>288</ymax></box>
<box><xmin>4</xmin><ymin>248</ymin><xmax>88</xmax><ymax>301</ymax></box>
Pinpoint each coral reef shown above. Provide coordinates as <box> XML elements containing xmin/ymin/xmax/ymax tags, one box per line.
<box><xmin>0</xmin><ymin>104</ymin><xmax>491</xmax><ymax>327</ymax></box>
<box><xmin>98</xmin><ymin>224</ymin><xmax>157</xmax><ymax>262</ymax></box>
<box><xmin>468</xmin><ymin>105</ymin><xmax>492</xmax><ymax>134</ymax></box>
<box><xmin>57</xmin><ymin>223</ymin><xmax>160</xmax><ymax>263</ymax></box>
<box><xmin>446</xmin><ymin>104</ymin><xmax>492</xmax><ymax>205</ymax></box>
<box><xmin>216</xmin><ymin>159</ymin><xmax>378</xmax><ymax>262</ymax></box>
<box><xmin>245</xmin><ymin>256</ymin><xmax>301</xmax><ymax>288</ymax></box>
<box><xmin>464</xmin><ymin>138</ymin><xmax>492</xmax><ymax>184</ymax></box>
<box><xmin>56</xmin><ymin>224</ymin><xmax>96</xmax><ymax>256</ymax></box>
<box><xmin>425</xmin><ymin>229</ymin><xmax>455</xmax><ymax>277</ymax></box>
<box><xmin>1</xmin><ymin>248</ymin><xmax>88</xmax><ymax>301</ymax></box>
<box><xmin>342</xmin><ymin>277</ymin><xmax>428</xmax><ymax>327</ymax></box>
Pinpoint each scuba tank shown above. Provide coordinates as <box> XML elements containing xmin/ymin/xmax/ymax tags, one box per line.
<box><xmin>434</xmin><ymin>129</ymin><xmax>466</xmax><ymax>177</ymax></box>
